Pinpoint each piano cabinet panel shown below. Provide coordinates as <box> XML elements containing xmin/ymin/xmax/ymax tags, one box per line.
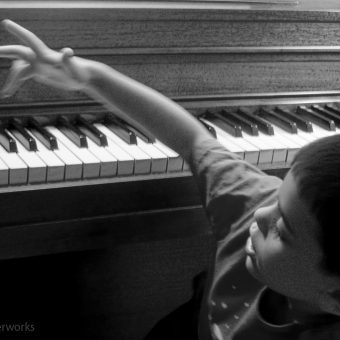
<box><xmin>0</xmin><ymin>234</ymin><xmax>215</xmax><ymax>339</ymax></box>
<box><xmin>1</xmin><ymin>5</ymin><xmax>340</xmax><ymax>51</ymax></box>
<box><xmin>0</xmin><ymin>240</ymin><xmax>209</xmax><ymax>338</ymax></box>
<box><xmin>2</xmin><ymin>53</ymin><xmax>340</xmax><ymax>102</ymax></box>
<box><xmin>2</xmin><ymin>52</ymin><xmax>340</xmax><ymax>105</ymax></box>
<box><xmin>0</xmin><ymin>204</ymin><xmax>211</xmax><ymax>260</ymax></box>
<box><xmin>0</xmin><ymin>174</ymin><xmax>203</xmax><ymax>227</ymax></box>
<box><xmin>2</xmin><ymin>6</ymin><xmax>340</xmax><ymax>104</ymax></box>
<box><xmin>2</xmin><ymin>18</ymin><xmax>340</xmax><ymax>52</ymax></box>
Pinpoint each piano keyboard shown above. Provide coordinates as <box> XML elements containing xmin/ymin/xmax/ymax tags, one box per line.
<box><xmin>0</xmin><ymin>102</ymin><xmax>340</xmax><ymax>187</ymax></box>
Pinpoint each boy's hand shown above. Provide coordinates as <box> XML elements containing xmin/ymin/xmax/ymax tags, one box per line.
<box><xmin>0</xmin><ymin>19</ymin><xmax>94</xmax><ymax>98</ymax></box>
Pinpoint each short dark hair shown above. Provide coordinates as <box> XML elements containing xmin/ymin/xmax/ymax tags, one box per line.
<box><xmin>291</xmin><ymin>134</ymin><xmax>340</xmax><ymax>277</ymax></box>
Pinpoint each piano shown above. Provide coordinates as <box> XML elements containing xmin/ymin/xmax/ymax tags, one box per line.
<box><xmin>0</xmin><ymin>1</ymin><xmax>340</xmax><ymax>339</ymax></box>
<box><xmin>2</xmin><ymin>97</ymin><xmax>340</xmax><ymax>251</ymax></box>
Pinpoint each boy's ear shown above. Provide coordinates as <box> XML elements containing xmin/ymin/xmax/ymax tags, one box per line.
<box><xmin>321</xmin><ymin>289</ymin><xmax>340</xmax><ymax>315</ymax></box>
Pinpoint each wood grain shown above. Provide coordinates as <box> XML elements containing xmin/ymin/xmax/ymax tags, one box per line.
<box><xmin>0</xmin><ymin>5</ymin><xmax>340</xmax><ymax>104</ymax></box>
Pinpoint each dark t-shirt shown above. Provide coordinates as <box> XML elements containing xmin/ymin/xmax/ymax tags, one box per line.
<box><xmin>188</xmin><ymin>137</ymin><xmax>340</xmax><ymax>340</ymax></box>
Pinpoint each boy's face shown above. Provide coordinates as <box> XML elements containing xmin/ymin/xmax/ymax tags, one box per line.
<box><xmin>246</xmin><ymin>170</ymin><xmax>336</xmax><ymax>310</ymax></box>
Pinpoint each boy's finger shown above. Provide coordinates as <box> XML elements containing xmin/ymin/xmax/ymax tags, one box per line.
<box><xmin>2</xmin><ymin>19</ymin><xmax>48</xmax><ymax>58</ymax></box>
<box><xmin>0</xmin><ymin>45</ymin><xmax>35</xmax><ymax>62</ymax></box>
<box><xmin>0</xmin><ymin>60</ymin><xmax>33</xmax><ymax>98</ymax></box>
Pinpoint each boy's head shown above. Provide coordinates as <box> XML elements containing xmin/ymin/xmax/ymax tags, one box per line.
<box><xmin>246</xmin><ymin>134</ymin><xmax>340</xmax><ymax>316</ymax></box>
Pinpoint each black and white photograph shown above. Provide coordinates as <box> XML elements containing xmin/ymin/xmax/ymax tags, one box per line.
<box><xmin>0</xmin><ymin>0</ymin><xmax>340</xmax><ymax>339</ymax></box>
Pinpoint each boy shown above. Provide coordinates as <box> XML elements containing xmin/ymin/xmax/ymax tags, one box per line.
<box><xmin>1</xmin><ymin>20</ymin><xmax>340</xmax><ymax>339</ymax></box>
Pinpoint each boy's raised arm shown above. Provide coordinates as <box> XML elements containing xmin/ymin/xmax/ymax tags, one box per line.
<box><xmin>0</xmin><ymin>19</ymin><xmax>212</xmax><ymax>162</ymax></box>
<box><xmin>85</xmin><ymin>62</ymin><xmax>212</xmax><ymax>161</ymax></box>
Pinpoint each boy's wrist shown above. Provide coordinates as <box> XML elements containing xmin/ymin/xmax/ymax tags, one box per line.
<box><xmin>85</xmin><ymin>60</ymin><xmax>109</xmax><ymax>91</ymax></box>
<box><xmin>82</xmin><ymin>61</ymin><xmax>117</xmax><ymax>108</ymax></box>
<box><xmin>82</xmin><ymin>60</ymin><xmax>100</xmax><ymax>92</ymax></box>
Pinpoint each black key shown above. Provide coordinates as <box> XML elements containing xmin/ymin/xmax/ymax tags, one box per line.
<box><xmin>204</xmin><ymin>110</ymin><xmax>242</xmax><ymax>137</ymax></box>
<box><xmin>198</xmin><ymin>117</ymin><xmax>217</xmax><ymax>138</ymax></box>
<box><xmin>122</xmin><ymin>120</ymin><xmax>155</xmax><ymax>144</ymax></box>
<box><xmin>57</xmin><ymin>116</ymin><xmax>88</xmax><ymax>148</ymax></box>
<box><xmin>0</xmin><ymin>125</ymin><xmax>17</xmax><ymax>152</ymax></box>
<box><xmin>223</xmin><ymin>110</ymin><xmax>259</xmax><ymax>136</ymax></box>
<box><xmin>238</xmin><ymin>108</ymin><xmax>274</xmax><ymax>135</ymax></box>
<box><xmin>77</xmin><ymin>116</ymin><xmax>108</xmax><ymax>147</ymax></box>
<box><xmin>325</xmin><ymin>104</ymin><xmax>340</xmax><ymax>116</ymax></box>
<box><xmin>104</xmin><ymin>115</ymin><xmax>137</xmax><ymax>145</ymax></box>
<box><xmin>297</xmin><ymin>106</ymin><xmax>336</xmax><ymax>131</ymax></box>
<box><xmin>311</xmin><ymin>105</ymin><xmax>340</xmax><ymax>128</ymax></box>
<box><xmin>28</xmin><ymin>117</ymin><xmax>58</xmax><ymax>150</ymax></box>
<box><xmin>275</xmin><ymin>107</ymin><xmax>313</xmax><ymax>133</ymax></box>
<box><xmin>258</xmin><ymin>108</ymin><xmax>298</xmax><ymax>134</ymax></box>
<box><xmin>9</xmin><ymin>118</ymin><xmax>37</xmax><ymax>151</ymax></box>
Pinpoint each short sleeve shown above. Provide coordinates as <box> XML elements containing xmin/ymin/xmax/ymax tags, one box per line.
<box><xmin>188</xmin><ymin>137</ymin><xmax>282</xmax><ymax>240</ymax></box>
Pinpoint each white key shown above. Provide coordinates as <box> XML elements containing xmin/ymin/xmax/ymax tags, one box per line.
<box><xmin>202</xmin><ymin>118</ymin><xmax>258</xmax><ymax>164</ymax></box>
<box><xmin>86</xmin><ymin>138</ymin><xmax>117</xmax><ymax>177</ymax></box>
<box><xmin>260</xmin><ymin>111</ymin><xmax>312</xmax><ymax>149</ymax></box>
<box><xmin>254</xmin><ymin>131</ymin><xmax>287</xmax><ymax>164</ymax></box>
<box><xmin>49</xmin><ymin>127</ymin><xmax>100</xmax><ymax>179</ymax></box>
<box><xmin>298</xmin><ymin>106</ymin><xmax>338</xmax><ymax>139</ymax></box>
<box><xmin>153</xmin><ymin>140</ymin><xmax>183</xmax><ymax>172</ymax></box>
<box><xmin>216</xmin><ymin>131</ymin><xmax>245</xmax><ymax>159</ymax></box>
<box><xmin>0</xmin><ymin>145</ymin><xmax>27</xmax><ymax>185</ymax></box>
<box><xmin>200</xmin><ymin>118</ymin><xmax>244</xmax><ymax>158</ymax></box>
<box><xmin>95</xmin><ymin>123</ymin><xmax>151</xmax><ymax>175</ymax></box>
<box><xmin>136</xmin><ymin>137</ymin><xmax>167</xmax><ymax>173</ymax></box>
<box><xmin>240</xmin><ymin>125</ymin><xmax>287</xmax><ymax>164</ymax></box>
<box><xmin>25</xmin><ymin>128</ymin><xmax>65</xmax><ymax>182</ymax></box>
<box><xmin>294</xmin><ymin>128</ymin><xmax>318</xmax><ymax>144</ymax></box>
<box><xmin>45</xmin><ymin>126</ymin><xmax>82</xmax><ymax>180</ymax></box>
<box><xmin>268</xmin><ymin>110</ymin><xmax>319</xmax><ymax>146</ymax></box>
<box><xmin>6</xmin><ymin>130</ymin><xmax>47</xmax><ymax>184</ymax></box>
<box><xmin>271</xmin><ymin>125</ymin><xmax>309</xmax><ymax>149</ymax></box>
<box><xmin>0</xmin><ymin>157</ymin><xmax>9</xmax><ymax>186</ymax></box>
<box><xmin>104</xmin><ymin>140</ymin><xmax>134</xmax><ymax>176</ymax></box>
<box><xmin>311</xmin><ymin>124</ymin><xmax>338</xmax><ymax>140</ymax></box>
<box><xmin>216</xmin><ymin>129</ymin><xmax>260</xmax><ymax>164</ymax></box>
<box><xmin>92</xmin><ymin>126</ymin><xmax>133</xmax><ymax>176</ymax></box>
<box><xmin>241</xmin><ymin>132</ymin><xmax>273</xmax><ymax>165</ymax></box>
<box><xmin>265</xmin><ymin>127</ymin><xmax>301</xmax><ymax>164</ymax></box>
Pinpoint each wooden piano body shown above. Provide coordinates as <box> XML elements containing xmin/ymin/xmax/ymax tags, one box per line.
<box><xmin>0</xmin><ymin>1</ymin><xmax>340</xmax><ymax>338</ymax></box>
